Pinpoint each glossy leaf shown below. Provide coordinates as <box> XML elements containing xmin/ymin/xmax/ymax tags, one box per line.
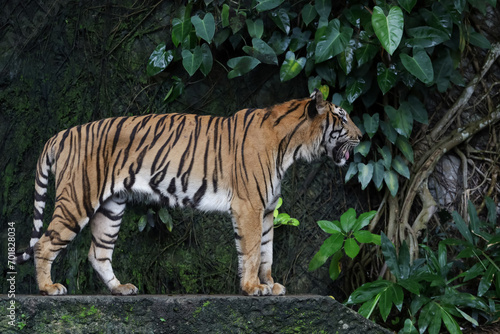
<box><xmin>345</xmin><ymin>238</ymin><xmax>360</xmax><ymax>259</ymax></box>
<box><xmin>255</xmin><ymin>0</ymin><xmax>284</xmax><ymax>12</ymax></box>
<box><xmin>199</xmin><ymin>43</ymin><xmax>213</xmax><ymax>76</ymax></box>
<box><xmin>400</xmin><ymin>47</ymin><xmax>434</xmax><ymax>84</ymax></box>
<box><xmin>182</xmin><ymin>47</ymin><xmax>203</xmax><ymax>76</ymax></box>
<box><xmin>315</xmin><ymin>0</ymin><xmax>332</xmax><ymax>18</ymax></box>
<box><xmin>280</xmin><ymin>51</ymin><xmax>306</xmax><ymax>82</ymax></box>
<box><xmin>243</xmin><ymin>38</ymin><xmax>278</xmax><ymax>65</ymax></box>
<box><xmin>345</xmin><ymin>162</ymin><xmax>358</xmax><ymax>182</ymax></box>
<box><xmin>138</xmin><ymin>215</ymin><xmax>147</xmax><ymax>232</ymax></box>
<box><xmin>301</xmin><ymin>3</ymin><xmax>317</xmax><ymax>26</ymax></box>
<box><xmin>478</xmin><ymin>262</ymin><xmax>496</xmax><ymax>296</ymax></box>
<box><xmin>377</xmin><ymin>146</ymin><xmax>392</xmax><ymax>170</ymax></box>
<box><xmin>396</xmin><ymin>136</ymin><xmax>414</xmax><ymax>163</ymax></box>
<box><xmin>357</xmin><ymin>162</ymin><xmax>374</xmax><ymax>190</ymax></box>
<box><xmin>384</xmin><ymin>170</ymin><xmax>399</xmax><ymax>196</ymax></box>
<box><xmin>318</xmin><ymin>220</ymin><xmax>342</xmax><ymax>234</ymax></box>
<box><xmin>191</xmin><ymin>13</ymin><xmax>215</xmax><ymax>43</ymax></box>
<box><xmin>385</xmin><ymin>105</ymin><xmax>413</xmax><ymax>138</ymax></box>
<box><xmin>340</xmin><ymin>208</ymin><xmax>357</xmax><ymax>233</ymax></box>
<box><xmin>355</xmin><ymin>43</ymin><xmax>378</xmax><ymax>67</ymax></box>
<box><xmin>372</xmin><ymin>6</ymin><xmax>404</xmax><ymax>55</ymax></box>
<box><xmin>346</xmin><ymin>78</ymin><xmax>365</xmax><ymax>103</ymax></box>
<box><xmin>268</xmin><ymin>31</ymin><xmax>291</xmax><ymax>55</ymax></box>
<box><xmin>309</xmin><ymin>233</ymin><xmax>345</xmax><ymax>271</ymax></box>
<box><xmin>329</xmin><ymin>251</ymin><xmax>343</xmax><ymax>281</ymax></box>
<box><xmin>354</xmin><ymin>230</ymin><xmax>377</xmax><ymax>244</ymax></box>
<box><xmin>339</xmin><ymin>40</ymin><xmax>356</xmax><ymax>75</ymax></box>
<box><xmin>398</xmin><ymin>0</ymin><xmax>417</xmax><ymax>13</ymax></box>
<box><xmin>147</xmin><ymin>43</ymin><xmax>174</xmax><ymax>77</ymax></box>
<box><xmin>227</xmin><ymin>56</ymin><xmax>261</xmax><ymax>79</ymax></box>
<box><xmin>407</xmin><ymin>96</ymin><xmax>428</xmax><ymax>124</ymax></box>
<box><xmin>270</xmin><ymin>9</ymin><xmax>290</xmax><ymax>35</ymax></box>
<box><xmin>353</xmin><ymin>210</ymin><xmax>377</xmax><ymax>232</ymax></box>
<box><xmin>171</xmin><ymin>6</ymin><xmax>192</xmax><ymax>48</ymax></box>
<box><xmin>380</xmin><ymin>120</ymin><xmax>398</xmax><ymax>144</ymax></box>
<box><xmin>289</xmin><ymin>28</ymin><xmax>311</xmax><ymax>52</ymax></box>
<box><xmin>246</xmin><ymin>19</ymin><xmax>264</xmax><ymax>39</ymax></box>
<box><xmin>372</xmin><ymin>160</ymin><xmax>385</xmax><ymax>189</ymax></box>
<box><xmin>377</xmin><ymin>63</ymin><xmax>397</xmax><ymax>95</ymax></box>
<box><xmin>158</xmin><ymin>207</ymin><xmax>173</xmax><ymax>232</ymax></box>
<box><xmin>347</xmin><ymin>280</ymin><xmax>391</xmax><ymax>304</ymax></box>
<box><xmin>363</xmin><ymin>113</ymin><xmax>379</xmax><ymax>138</ymax></box>
<box><xmin>354</xmin><ymin>141</ymin><xmax>370</xmax><ymax>157</ymax></box>
<box><xmin>315</xmin><ymin>19</ymin><xmax>351</xmax><ymax>63</ymax></box>
<box><xmin>381</xmin><ymin>232</ymin><xmax>400</xmax><ymax>277</ymax></box>
<box><xmin>392</xmin><ymin>155</ymin><xmax>410</xmax><ymax>179</ymax></box>
<box><xmin>221</xmin><ymin>4</ymin><xmax>229</xmax><ymax>27</ymax></box>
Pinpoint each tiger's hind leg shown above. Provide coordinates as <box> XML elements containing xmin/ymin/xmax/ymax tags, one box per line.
<box><xmin>34</xmin><ymin>209</ymin><xmax>89</xmax><ymax>295</ymax></box>
<box><xmin>259</xmin><ymin>211</ymin><xmax>286</xmax><ymax>296</ymax></box>
<box><xmin>88</xmin><ymin>193</ymin><xmax>138</xmax><ymax>295</ymax></box>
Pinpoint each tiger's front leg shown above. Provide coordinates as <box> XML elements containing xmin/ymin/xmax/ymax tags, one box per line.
<box><xmin>259</xmin><ymin>211</ymin><xmax>286</xmax><ymax>296</ymax></box>
<box><xmin>231</xmin><ymin>200</ymin><xmax>285</xmax><ymax>296</ymax></box>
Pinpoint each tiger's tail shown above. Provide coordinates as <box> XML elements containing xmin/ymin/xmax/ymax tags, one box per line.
<box><xmin>15</xmin><ymin>140</ymin><xmax>54</xmax><ymax>264</ymax></box>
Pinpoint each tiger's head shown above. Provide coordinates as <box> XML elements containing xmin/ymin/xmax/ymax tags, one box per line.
<box><xmin>309</xmin><ymin>89</ymin><xmax>362</xmax><ymax>166</ymax></box>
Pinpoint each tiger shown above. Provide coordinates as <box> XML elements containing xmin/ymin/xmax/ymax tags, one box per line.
<box><xmin>15</xmin><ymin>89</ymin><xmax>361</xmax><ymax>296</ymax></box>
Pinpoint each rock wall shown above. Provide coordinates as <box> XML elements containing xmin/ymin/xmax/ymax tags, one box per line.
<box><xmin>0</xmin><ymin>294</ymin><xmax>389</xmax><ymax>333</ymax></box>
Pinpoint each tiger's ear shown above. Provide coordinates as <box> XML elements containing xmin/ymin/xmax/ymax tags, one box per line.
<box><xmin>308</xmin><ymin>89</ymin><xmax>327</xmax><ymax>117</ymax></box>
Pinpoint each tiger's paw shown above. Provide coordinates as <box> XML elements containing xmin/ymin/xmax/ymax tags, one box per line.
<box><xmin>111</xmin><ymin>283</ymin><xmax>138</xmax><ymax>295</ymax></box>
<box><xmin>242</xmin><ymin>283</ymin><xmax>273</xmax><ymax>296</ymax></box>
<box><xmin>40</xmin><ymin>283</ymin><xmax>67</xmax><ymax>296</ymax></box>
<box><xmin>272</xmin><ymin>283</ymin><xmax>286</xmax><ymax>296</ymax></box>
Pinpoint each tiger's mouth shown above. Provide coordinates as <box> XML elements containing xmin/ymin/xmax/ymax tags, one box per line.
<box><xmin>331</xmin><ymin>141</ymin><xmax>358</xmax><ymax>166</ymax></box>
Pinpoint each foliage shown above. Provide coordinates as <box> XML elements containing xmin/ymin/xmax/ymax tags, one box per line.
<box><xmin>346</xmin><ymin>199</ymin><xmax>499</xmax><ymax>333</ymax></box>
<box><xmin>308</xmin><ymin>209</ymin><xmax>379</xmax><ymax>280</ymax></box>
<box><xmin>273</xmin><ymin>197</ymin><xmax>299</xmax><ymax>228</ymax></box>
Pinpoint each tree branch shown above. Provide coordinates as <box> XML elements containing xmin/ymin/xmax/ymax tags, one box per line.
<box><xmin>429</xmin><ymin>42</ymin><xmax>500</xmax><ymax>142</ymax></box>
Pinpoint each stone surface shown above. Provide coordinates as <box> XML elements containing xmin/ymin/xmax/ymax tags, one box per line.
<box><xmin>0</xmin><ymin>294</ymin><xmax>389</xmax><ymax>333</ymax></box>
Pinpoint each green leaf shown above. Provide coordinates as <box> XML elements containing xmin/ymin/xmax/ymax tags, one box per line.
<box><xmin>246</xmin><ymin>19</ymin><xmax>264</xmax><ymax>39</ymax></box>
<box><xmin>221</xmin><ymin>4</ymin><xmax>230</xmax><ymax>27</ymax></box>
<box><xmin>346</xmin><ymin>78</ymin><xmax>365</xmax><ymax>103</ymax></box>
<box><xmin>308</xmin><ymin>76</ymin><xmax>322</xmax><ymax>94</ymax></box>
<box><xmin>406</xmin><ymin>96</ymin><xmax>428</xmax><ymax>124</ymax></box>
<box><xmin>451</xmin><ymin>211</ymin><xmax>474</xmax><ymax>244</ymax></box>
<box><xmin>268</xmin><ymin>31</ymin><xmax>291</xmax><ymax>55</ymax></box>
<box><xmin>395</xmin><ymin>136</ymin><xmax>414</xmax><ymax>163</ymax></box>
<box><xmin>478</xmin><ymin>263</ymin><xmax>495</xmax><ymax>296</ymax></box>
<box><xmin>347</xmin><ymin>280</ymin><xmax>391</xmax><ymax>304</ymax></box>
<box><xmin>485</xmin><ymin>196</ymin><xmax>496</xmax><ymax>225</ymax></box>
<box><xmin>381</xmin><ymin>232</ymin><xmax>401</xmax><ymax>277</ymax></box>
<box><xmin>357</xmin><ymin>162</ymin><xmax>374</xmax><ymax>190</ymax></box>
<box><xmin>138</xmin><ymin>215</ymin><xmax>147</xmax><ymax>232</ymax></box>
<box><xmin>255</xmin><ymin>0</ymin><xmax>284</xmax><ymax>12</ymax></box>
<box><xmin>377</xmin><ymin>146</ymin><xmax>392</xmax><ymax>170</ymax></box>
<box><xmin>380</xmin><ymin>121</ymin><xmax>398</xmax><ymax>144</ymax></box>
<box><xmin>355</xmin><ymin>43</ymin><xmax>378</xmax><ymax>67</ymax></box>
<box><xmin>243</xmin><ymin>38</ymin><xmax>278</xmax><ymax>65</ymax></box>
<box><xmin>227</xmin><ymin>56</ymin><xmax>260</xmax><ymax>79</ymax></box>
<box><xmin>467</xmin><ymin>200</ymin><xmax>480</xmax><ymax>238</ymax></box>
<box><xmin>315</xmin><ymin>61</ymin><xmax>337</xmax><ymax>84</ymax></box>
<box><xmin>363</xmin><ymin>113</ymin><xmax>379</xmax><ymax>138</ymax></box>
<box><xmin>340</xmin><ymin>208</ymin><xmax>357</xmax><ymax>233</ymax></box>
<box><xmin>372</xmin><ymin>6</ymin><xmax>404</xmax><ymax>55</ymax></box>
<box><xmin>182</xmin><ymin>47</ymin><xmax>203</xmax><ymax>76</ymax></box>
<box><xmin>329</xmin><ymin>251</ymin><xmax>343</xmax><ymax>281</ymax></box>
<box><xmin>318</xmin><ymin>220</ymin><xmax>342</xmax><ymax>234</ymax></box>
<box><xmin>171</xmin><ymin>6</ymin><xmax>192</xmax><ymax>48</ymax></box>
<box><xmin>345</xmin><ymin>238</ymin><xmax>360</xmax><ymax>259</ymax></box>
<box><xmin>147</xmin><ymin>43</ymin><xmax>174</xmax><ymax>77</ymax></box>
<box><xmin>401</xmin><ymin>319</ymin><xmax>419</xmax><ymax>334</ymax></box>
<box><xmin>372</xmin><ymin>160</ymin><xmax>385</xmax><ymax>189</ymax></box>
<box><xmin>158</xmin><ymin>207</ymin><xmax>173</xmax><ymax>232</ymax></box>
<box><xmin>397</xmin><ymin>241</ymin><xmax>411</xmax><ymax>279</ymax></box>
<box><xmin>280</xmin><ymin>51</ymin><xmax>306</xmax><ymax>82</ymax></box>
<box><xmin>469</xmin><ymin>30</ymin><xmax>491</xmax><ymax>49</ymax></box>
<box><xmin>385</xmin><ymin>105</ymin><xmax>413</xmax><ymax>139</ymax></box>
<box><xmin>376</xmin><ymin>63</ymin><xmax>397</xmax><ymax>95</ymax></box>
<box><xmin>345</xmin><ymin>162</ymin><xmax>358</xmax><ymax>182</ymax></box>
<box><xmin>354</xmin><ymin>141</ymin><xmax>371</xmax><ymax>157</ymax></box>
<box><xmin>398</xmin><ymin>0</ymin><xmax>417</xmax><ymax>13</ymax></box>
<box><xmin>315</xmin><ymin>19</ymin><xmax>351</xmax><ymax>63</ymax></box>
<box><xmin>191</xmin><ymin>13</ymin><xmax>215</xmax><ymax>43</ymax></box>
<box><xmin>392</xmin><ymin>155</ymin><xmax>410</xmax><ymax>179</ymax></box>
<box><xmin>384</xmin><ymin>170</ymin><xmax>399</xmax><ymax>197</ymax></box>
<box><xmin>440</xmin><ymin>306</ymin><xmax>461</xmax><ymax>334</ymax></box>
<box><xmin>289</xmin><ymin>27</ymin><xmax>311</xmax><ymax>52</ymax></box>
<box><xmin>354</xmin><ymin>230</ymin><xmax>377</xmax><ymax>243</ymax></box>
<box><xmin>353</xmin><ymin>210</ymin><xmax>377</xmax><ymax>232</ymax></box>
<box><xmin>406</xmin><ymin>26</ymin><xmax>450</xmax><ymax>48</ymax></box>
<box><xmin>270</xmin><ymin>9</ymin><xmax>290</xmax><ymax>35</ymax></box>
<box><xmin>315</xmin><ymin>0</ymin><xmax>332</xmax><ymax>18</ymax></box>
<box><xmin>301</xmin><ymin>3</ymin><xmax>317</xmax><ymax>26</ymax></box>
<box><xmin>199</xmin><ymin>43</ymin><xmax>213</xmax><ymax>76</ymax></box>
<box><xmin>400</xmin><ymin>47</ymin><xmax>434</xmax><ymax>84</ymax></box>
<box><xmin>309</xmin><ymin>233</ymin><xmax>345</xmax><ymax>271</ymax></box>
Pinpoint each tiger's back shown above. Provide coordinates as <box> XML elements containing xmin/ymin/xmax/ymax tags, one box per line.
<box><xmin>16</xmin><ymin>90</ymin><xmax>361</xmax><ymax>296</ymax></box>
